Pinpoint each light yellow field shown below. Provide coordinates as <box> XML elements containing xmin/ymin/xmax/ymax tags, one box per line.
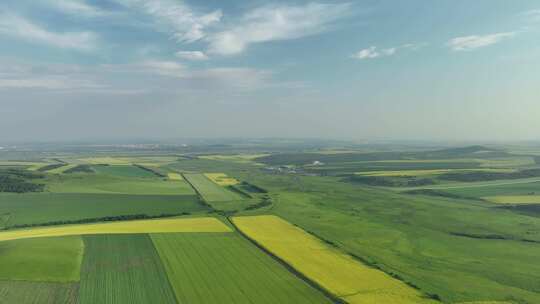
<box><xmin>483</xmin><ymin>195</ymin><xmax>540</xmax><ymax>205</ymax></box>
<box><xmin>46</xmin><ymin>164</ymin><xmax>78</xmax><ymax>174</ymax></box>
<box><xmin>167</xmin><ymin>173</ymin><xmax>184</xmax><ymax>181</ymax></box>
<box><xmin>204</xmin><ymin>173</ymin><xmax>239</xmax><ymax>186</ymax></box>
<box><xmin>199</xmin><ymin>154</ymin><xmax>269</xmax><ymax>163</ymax></box>
<box><xmin>233</xmin><ymin>215</ymin><xmax>436</xmax><ymax>304</ymax></box>
<box><xmin>356</xmin><ymin>168</ymin><xmax>517</xmax><ymax>177</ymax></box>
<box><xmin>78</xmin><ymin>157</ymin><xmax>132</xmax><ymax>165</ymax></box>
<box><xmin>0</xmin><ymin>217</ymin><xmax>231</xmax><ymax>242</ymax></box>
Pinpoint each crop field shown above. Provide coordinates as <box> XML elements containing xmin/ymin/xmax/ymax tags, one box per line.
<box><xmin>199</xmin><ymin>154</ymin><xmax>269</xmax><ymax>163</ymax></box>
<box><xmin>0</xmin><ymin>236</ymin><xmax>83</xmax><ymax>282</ymax></box>
<box><xmin>0</xmin><ymin>193</ymin><xmax>206</xmax><ymax>227</ymax></box>
<box><xmin>46</xmin><ymin>164</ymin><xmax>78</xmax><ymax>174</ymax></box>
<box><xmin>0</xmin><ymin>281</ymin><xmax>79</xmax><ymax>304</ymax></box>
<box><xmin>184</xmin><ymin>173</ymin><xmax>242</xmax><ymax>202</ymax></box>
<box><xmin>233</xmin><ymin>215</ymin><xmax>436</xmax><ymax>304</ymax></box>
<box><xmin>167</xmin><ymin>172</ymin><xmax>183</xmax><ymax>180</ymax></box>
<box><xmin>78</xmin><ymin>234</ymin><xmax>177</xmax><ymax>304</ymax></box>
<box><xmin>441</xmin><ymin>181</ymin><xmax>540</xmax><ymax>198</ymax></box>
<box><xmin>152</xmin><ymin>233</ymin><xmax>330</xmax><ymax>304</ymax></box>
<box><xmin>0</xmin><ymin>217</ymin><xmax>231</xmax><ymax>242</ymax></box>
<box><xmin>46</xmin><ymin>173</ymin><xmax>195</xmax><ymax>195</ymax></box>
<box><xmin>78</xmin><ymin>157</ymin><xmax>133</xmax><ymax>165</ymax></box>
<box><xmin>483</xmin><ymin>195</ymin><xmax>540</xmax><ymax>204</ymax></box>
<box><xmin>92</xmin><ymin>165</ymin><xmax>157</xmax><ymax>178</ymax></box>
<box><xmin>204</xmin><ymin>172</ymin><xmax>239</xmax><ymax>186</ymax></box>
<box><xmin>356</xmin><ymin>168</ymin><xmax>517</xmax><ymax>177</ymax></box>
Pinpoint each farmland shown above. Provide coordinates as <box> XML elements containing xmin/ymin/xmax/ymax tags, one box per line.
<box><xmin>0</xmin><ymin>143</ymin><xmax>540</xmax><ymax>303</ymax></box>
<box><xmin>0</xmin><ymin>193</ymin><xmax>205</xmax><ymax>227</ymax></box>
<box><xmin>78</xmin><ymin>234</ymin><xmax>177</xmax><ymax>304</ymax></box>
<box><xmin>233</xmin><ymin>215</ymin><xmax>437</xmax><ymax>304</ymax></box>
<box><xmin>0</xmin><ymin>217</ymin><xmax>231</xmax><ymax>242</ymax></box>
<box><xmin>183</xmin><ymin>173</ymin><xmax>243</xmax><ymax>202</ymax></box>
<box><xmin>152</xmin><ymin>233</ymin><xmax>331</xmax><ymax>304</ymax></box>
<box><xmin>204</xmin><ymin>172</ymin><xmax>240</xmax><ymax>186</ymax></box>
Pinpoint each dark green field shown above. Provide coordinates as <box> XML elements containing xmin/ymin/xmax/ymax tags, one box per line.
<box><xmin>79</xmin><ymin>234</ymin><xmax>177</xmax><ymax>304</ymax></box>
<box><xmin>0</xmin><ymin>193</ymin><xmax>206</xmax><ymax>227</ymax></box>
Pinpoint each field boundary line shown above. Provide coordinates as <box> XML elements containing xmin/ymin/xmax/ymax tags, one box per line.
<box><xmin>226</xmin><ymin>216</ymin><xmax>347</xmax><ymax>304</ymax></box>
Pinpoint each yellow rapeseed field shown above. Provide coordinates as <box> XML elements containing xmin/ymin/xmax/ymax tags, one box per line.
<box><xmin>0</xmin><ymin>217</ymin><xmax>231</xmax><ymax>242</ymax></box>
<box><xmin>233</xmin><ymin>215</ymin><xmax>437</xmax><ymax>304</ymax></box>
<box><xmin>204</xmin><ymin>173</ymin><xmax>239</xmax><ymax>186</ymax></box>
<box><xmin>167</xmin><ymin>173</ymin><xmax>184</xmax><ymax>181</ymax></box>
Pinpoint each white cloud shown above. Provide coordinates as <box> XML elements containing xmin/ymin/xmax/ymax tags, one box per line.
<box><xmin>351</xmin><ymin>46</ymin><xmax>396</xmax><ymax>60</ymax></box>
<box><xmin>0</xmin><ymin>13</ymin><xmax>98</xmax><ymax>51</ymax></box>
<box><xmin>522</xmin><ymin>9</ymin><xmax>540</xmax><ymax>21</ymax></box>
<box><xmin>176</xmin><ymin>51</ymin><xmax>209</xmax><ymax>61</ymax></box>
<box><xmin>447</xmin><ymin>32</ymin><xmax>515</xmax><ymax>51</ymax></box>
<box><xmin>207</xmin><ymin>3</ymin><xmax>351</xmax><ymax>56</ymax></box>
<box><xmin>116</xmin><ymin>0</ymin><xmax>222</xmax><ymax>43</ymax></box>
<box><xmin>43</xmin><ymin>0</ymin><xmax>106</xmax><ymax>17</ymax></box>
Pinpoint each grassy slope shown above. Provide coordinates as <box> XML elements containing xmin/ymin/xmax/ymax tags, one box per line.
<box><xmin>78</xmin><ymin>234</ymin><xmax>177</xmax><ymax>304</ymax></box>
<box><xmin>45</xmin><ymin>173</ymin><xmax>194</xmax><ymax>195</ymax></box>
<box><xmin>151</xmin><ymin>233</ymin><xmax>331</xmax><ymax>304</ymax></box>
<box><xmin>0</xmin><ymin>236</ymin><xmax>83</xmax><ymax>282</ymax></box>
<box><xmin>0</xmin><ymin>281</ymin><xmax>79</xmax><ymax>304</ymax></box>
<box><xmin>238</xmin><ymin>172</ymin><xmax>540</xmax><ymax>303</ymax></box>
<box><xmin>0</xmin><ymin>193</ymin><xmax>206</xmax><ymax>227</ymax></box>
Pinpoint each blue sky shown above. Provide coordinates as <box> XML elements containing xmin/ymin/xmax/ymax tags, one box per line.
<box><xmin>0</xmin><ymin>0</ymin><xmax>539</xmax><ymax>142</ymax></box>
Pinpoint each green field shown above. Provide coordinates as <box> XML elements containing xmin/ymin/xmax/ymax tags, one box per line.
<box><xmin>0</xmin><ymin>193</ymin><xmax>206</xmax><ymax>227</ymax></box>
<box><xmin>183</xmin><ymin>173</ymin><xmax>243</xmax><ymax>202</ymax></box>
<box><xmin>0</xmin><ymin>281</ymin><xmax>79</xmax><ymax>304</ymax></box>
<box><xmin>46</xmin><ymin>173</ymin><xmax>194</xmax><ymax>195</ymax></box>
<box><xmin>151</xmin><ymin>233</ymin><xmax>331</xmax><ymax>304</ymax></box>
<box><xmin>0</xmin><ymin>236</ymin><xmax>83</xmax><ymax>282</ymax></box>
<box><xmin>78</xmin><ymin>234</ymin><xmax>177</xmax><ymax>304</ymax></box>
<box><xmin>92</xmin><ymin>165</ymin><xmax>157</xmax><ymax>178</ymax></box>
<box><xmin>441</xmin><ymin>181</ymin><xmax>540</xmax><ymax>198</ymax></box>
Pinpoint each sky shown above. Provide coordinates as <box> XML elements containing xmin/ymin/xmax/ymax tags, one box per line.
<box><xmin>0</xmin><ymin>0</ymin><xmax>539</xmax><ymax>142</ymax></box>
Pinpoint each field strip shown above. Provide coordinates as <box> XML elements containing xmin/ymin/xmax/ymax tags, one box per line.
<box><xmin>204</xmin><ymin>173</ymin><xmax>240</xmax><ymax>186</ymax></box>
<box><xmin>399</xmin><ymin>178</ymin><xmax>540</xmax><ymax>191</ymax></box>
<box><xmin>483</xmin><ymin>195</ymin><xmax>540</xmax><ymax>204</ymax></box>
<box><xmin>0</xmin><ymin>217</ymin><xmax>232</xmax><ymax>242</ymax></box>
<box><xmin>232</xmin><ymin>215</ymin><xmax>437</xmax><ymax>304</ymax></box>
<box><xmin>167</xmin><ymin>172</ymin><xmax>183</xmax><ymax>180</ymax></box>
<box><xmin>47</xmin><ymin>164</ymin><xmax>78</xmax><ymax>174</ymax></box>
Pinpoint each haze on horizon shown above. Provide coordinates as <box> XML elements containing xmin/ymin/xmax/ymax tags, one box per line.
<box><xmin>0</xmin><ymin>0</ymin><xmax>539</xmax><ymax>142</ymax></box>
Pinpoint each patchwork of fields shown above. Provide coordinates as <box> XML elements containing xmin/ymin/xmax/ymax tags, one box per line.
<box><xmin>233</xmin><ymin>215</ymin><xmax>437</xmax><ymax>304</ymax></box>
<box><xmin>1</xmin><ymin>146</ymin><xmax>540</xmax><ymax>303</ymax></box>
